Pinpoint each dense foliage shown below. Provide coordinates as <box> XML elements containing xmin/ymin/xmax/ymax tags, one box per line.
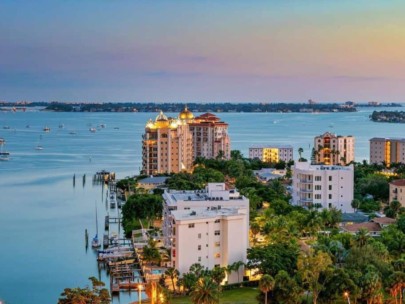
<box><xmin>121</xmin><ymin>193</ymin><xmax>163</xmax><ymax>237</ymax></box>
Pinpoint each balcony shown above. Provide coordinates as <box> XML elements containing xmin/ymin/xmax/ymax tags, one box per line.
<box><xmin>298</xmin><ymin>188</ymin><xmax>313</xmax><ymax>193</ymax></box>
<box><xmin>299</xmin><ymin>179</ymin><xmax>313</xmax><ymax>183</ymax></box>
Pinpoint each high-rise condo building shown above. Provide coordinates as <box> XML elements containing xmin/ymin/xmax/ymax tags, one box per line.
<box><xmin>292</xmin><ymin>162</ymin><xmax>354</xmax><ymax>213</ymax></box>
<box><xmin>314</xmin><ymin>132</ymin><xmax>354</xmax><ymax>165</ymax></box>
<box><xmin>142</xmin><ymin>111</ymin><xmax>193</xmax><ymax>175</ymax></box>
<box><xmin>248</xmin><ymin>145</ymin><xmax>293</xmax><ymax>163</ymax></box>
<box><xmin>188</xmin><ymin>112</ymin><xmax>231</xmax><ymax>160</ymax></box>
<box><xmin>142</xmin><ymin>108</ymin><xmax>231</xmax><ymax>175</ymax></box>
<box><xmin>162</xmin><ymin>183</ymin><xmax>249</xmax><ymax>283</ymax></box>
<box><xmin>370</xmin><ymin>138</ymin><xmax>405</xmax><ymax>165</ymax></box>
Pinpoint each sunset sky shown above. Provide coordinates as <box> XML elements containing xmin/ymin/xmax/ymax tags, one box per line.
<box><xmin>1</xmin><ymin>0</ymin><xmax>405</xmax><ymax>102</ymax></box>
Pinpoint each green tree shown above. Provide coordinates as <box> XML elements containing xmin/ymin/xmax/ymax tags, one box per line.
<box><xmin>190</xmin><ymin>277</ymin><xmax>220</xmax><ymax>304</ymax></box>
<box><xmin>388</xmin><ymin>271</ymin><xmax>405</xmax><ymax>304</ymax></box>
<box><xmin>273</xmin><ymin>270</ymin><xmax>302</xmax><ymax>304</ymax></box>
<box><xmin>259</xmin><ymin>274</ymin><xmax>275</xmax><ymax>304</ymax></box>
<box><xmin>360</xmin><ymin>268</ymin><xmax>382</xmax><ymax>304</ymax></box>
<box><xmin>210</xmin><ymin>266</ymin><xmax>226</xmax><ymax>286</ymax></box>
<box><xmin>297</xmin><ymin>250</ymin><xmax>332</xmax><ymax>304</ymax></box>
<box><xmin>164</xmin><ymin>267</ymin><xmax>180</xmax><ymax>293</ymax></box>
<box><xmin>247</xmin><ymin>242</ymin><xmax>299</xmax><ymax>277</ymax></box>
<box><xmin>58</xmin><ymin>277</ymin><xmax>111</xmax><ymax>304</ymax></box>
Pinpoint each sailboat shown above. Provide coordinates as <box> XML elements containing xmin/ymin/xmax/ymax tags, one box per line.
<box><xmin>0</xmin><ymin>140</ymin><xmax>10</xmax><ymax>161</ymax></box>
<box><xmin>92</xmin><ymin>201</ymin><xmax>101</xmax><ymax>248</ymax></box>
<box><xmin>35</xmin><ymin>135</ymin><xmax>43</xmax><ymax>150</ymax></box>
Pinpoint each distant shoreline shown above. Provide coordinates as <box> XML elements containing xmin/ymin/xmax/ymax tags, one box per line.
<box><xmin>370</xmin><ymin>110</ymin><xmax>405</xmax><ymax>123</ymax></box>
<box><xmin>0</xmin><ymin>102</ymin><xmax>402</xmax><ymax>113</ymax></box>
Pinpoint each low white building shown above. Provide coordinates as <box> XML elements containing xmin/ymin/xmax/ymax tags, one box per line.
<box><xmin>292</xmin><ymin>162</ymin><xmax>354</xmax><ymax>212</ymax></box>
<box><xmin>162</xmin><ymin>183</ymin><xmax>249</xmax><ymax>283</ymax></box>
<box><xmin>249</xmin><ymin>145</ymin><xmax>293</xmax><ymax>163</ymax></box>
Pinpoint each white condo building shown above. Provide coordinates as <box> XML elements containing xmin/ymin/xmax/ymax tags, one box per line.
<box><xmin>162</xmin><ymin>183</ymin><xmax>249</xmax><ymax>283</ymax></box>
<box><xmin>248</xmin><ymin>145</ymin><xmax>293</xmax><ymax>163</ymax></box>
<box><xmin>292</xmin><ymin>162</ymin><xmax>354</xmax><ymax>213</ymax></box>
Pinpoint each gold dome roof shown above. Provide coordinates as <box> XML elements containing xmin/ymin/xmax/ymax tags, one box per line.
<box><xmin>156</xmin><ymin>110</ymin><xmax>168</xmax><ymax>121</ymax></box>
<box><xmin>179</xmin><ymin>106</ymin><xmax>194</xmax><ymax>120</ymax></box>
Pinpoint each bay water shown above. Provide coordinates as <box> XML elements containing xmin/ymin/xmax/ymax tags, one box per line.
<box><xmin>0</xmin><ymin>107</ymin><xmax>403</xmax><ymax>303</ymax></box>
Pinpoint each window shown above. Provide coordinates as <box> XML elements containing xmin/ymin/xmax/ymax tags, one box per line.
<box><xmin>215</xmin><ymin>242</ymin><xmax>220</xmax><ymax>247</ymax></box>
<box><xmin>315</xmin><ymin>176</ymin><xmax>322</xmax><ymax>181</ymax></box>
<box><xmin>198</xmin><ymin>245</ymin><xmax>201</xmax><ymax>251</ymax></box>
<box><xmin>188</xmin><ymin>223</ymin><xmax>195</xmax><ymax>228</ymax></box>
<box><xmin>328</xmin><ymin>194</ymin><xmax>332</xmax><ymax>199</ymax></box>
<box><xmin>214</xmin><ymin>230</ymin><xmax>220</xmax><ymax>236</ymax></box>
<box><xmin>315</xmin><ymin>185</ymin><xmax>321</xmax><ymax>190</ymax></box>
<box><xmin>328</xmin><ymin>185</ymin><xmax>332</xmax><ymax>190</ymax></box>
<box><xmin>198</xmin><ymin>233</ymin><xmax>201</xmax><ymax>239</ymax></box>
<box><xmin>329</xmin><ymin>176</ymin><xmax>332</xmax><ymax>181</ymax></box>
<box><xmin>206</xmin><ymin>244</ymin><xmax>208</xmax><ymax>247</ymax></box>
<box><xmin>214</xmin><ymin>219</ymin><xmax>220</xmax><ymax>223</ymax></box>
<box><xmin>215</xmin><ymin>253</ymin><xmax>221</xmax><ymax>258</ymax></box>
<box><xmin>215</xmin><ymin>264</ymin><xmax>220</xmax><ymax>268</ymax></box>
<box><xmin>315</xmin><ymin>194</ymin><xmax>321</xmax><ymax>199</ymax></box>
<box><xmin>198</xmin><ymin>257</ymin><xmax>201</xmax><ymax>262</ymax></box>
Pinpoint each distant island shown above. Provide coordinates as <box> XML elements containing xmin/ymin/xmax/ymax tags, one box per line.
<box><xmin>370</xmin><ymin>110</ymin><xmax>405</xmax><ymax>123</ymax></box>
<box><xmin>0</xmin><ymin>101</ymin><xmax>402</xmax><ymax>113</ymax></box>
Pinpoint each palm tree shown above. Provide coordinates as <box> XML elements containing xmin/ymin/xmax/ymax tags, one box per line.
<box><xmin>190</xmin><ymin>277</ymin><xmax>220</xmax><ymax>304</ymax></box>
<box><xmin>388</xmin><ymin>271</ymin><xmax>405</xmax><ymax>304</ymax></box>
<box><xmin>164</xmin><ymin>267</ymin><xmax>180</xmax><ymax>293</ymax></box>
<box><xmin>259</xmin><ymin>274</ymin><xmax>275</xmax><ymax>304</ymax></box>
<box><xmin>355</xmin><ymin>228</ymin><xmax>370</xmax><ymax>248</ymax></box>
<box><xmin>232</xmin><ymin>261</ymin><xmax>245</xmax><ymax>283</ymax></box>
<box><xmin>298</xmin><ymin>147</ymin><xmax>304</xmax><ymax>161</ymax></box>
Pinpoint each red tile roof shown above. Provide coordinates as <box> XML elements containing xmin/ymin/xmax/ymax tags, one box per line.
<box><xmin>390</xmin><ymin>179</ymin><xmax>405</xmax><ymax>187</ymax></box>
<box><xmin>372</xmin><ymin>217</ymin><xmax>397</xmax><ymax>225</ymax></box>
<box><xmin>343</xmin><ymin>222</ymin><xmax>381</xmax><ymax>233</ymax></box>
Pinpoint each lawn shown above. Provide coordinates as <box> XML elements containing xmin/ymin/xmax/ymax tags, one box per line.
<box><xmin>170</xmin><ymin>287</ymin><xmax>259</xmax><ymax>304</ymax></box>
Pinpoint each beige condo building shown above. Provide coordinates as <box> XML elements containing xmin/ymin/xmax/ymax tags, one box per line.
<box><xmin>389</xmin><ymin>179</ymin><xmax>405</xmax><ymax>207</ymax></box>
<box><xmin>370</xmin><ymin>138</ymin><xmax>405</xmax><ymax>165</ymax></box>
<box><xmin>188</xmin><ymin>112</ymin><xmax>231</xmax><ymax>160</ymax></box>
<box><xmin>142</xmin><ymin>111</ymin><xmax>193</xmax><ymax>175</ymax></box>
<box><xmin>314</xmin><ymin>132</ymin><xmax>354</xmax><ymax>165</ymax></box>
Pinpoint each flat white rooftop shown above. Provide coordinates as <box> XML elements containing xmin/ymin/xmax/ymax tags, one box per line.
<box><xmin>171</xmin><ymin>207</ymin><xmax>245</xmax><ymax>221</ymax></box>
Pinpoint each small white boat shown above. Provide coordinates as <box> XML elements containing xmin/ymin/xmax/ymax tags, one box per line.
<box><xmin>89</xmin><ymin>128</ymin><xmax>96</xmax><ymax>133</ymax></box>
<box><xmin>35</xmin><ymin>145</ymin><xmax>43</xmax><ymax>151</ymax></box>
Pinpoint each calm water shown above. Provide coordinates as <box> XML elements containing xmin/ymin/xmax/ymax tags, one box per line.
<box><xmin>0</xmin><ymin>108</ymin><xmax>404</xmax><ymax>304</ymax></box>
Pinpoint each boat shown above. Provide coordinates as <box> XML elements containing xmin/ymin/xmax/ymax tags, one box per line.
<box><xmin>89</xmin><ymin>128</ymin><xmax>96</xmax><ymax>133</ymax></box>
<box><xmin>92</xmin><ymin>201</ymin><xmax>101</xmax><ymax>248</ymax></box>
<box><xmin>0</xmin><ymin>141</ymin><xmax>10</xmax><ymax>161</ymax></box>
<box><xmin>35</xmin><ymin>135</ymin><xmax>43</xmax><ymax>150</ymax></box>
<box><xmin>114</xmin><ymin>127</ymin><xmax>119</xmax><ymax>130</ymax></box>
<box><xmin>110</xmin><ymin>191</ymin><xmax>116</xmax><ymax>209</ymax></box>
<box><xmin>100</xmin><ymin>124</ymin><xmax>106</xmax><ymax>128</ymax></box>
<box><xmin>58</xmin><ymin>124</ymin><xmax>64</xmax><ymax>129</ymax></box>
<box><xmin>0</xmin><ymin>138</ymin><xmax>4</xmax><ymax>144</ymax></box>
<box><xmin>43</xmin><ymin>126</ymin><xmax>50</xmax><ymax>132</ymax></box>
<box><xmin>3</xmin><ymin>126</ymin><xmax>10</xmax><ymax>129</ymax></box>
<box><xmin>69</xmin><ymin>131</ymin><xmax>77</xmax><ymax>135</ymax></box>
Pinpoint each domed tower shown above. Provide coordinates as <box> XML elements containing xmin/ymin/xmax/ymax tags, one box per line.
<box><xmin>142</xmin><ymin>110</ymin><xmax>193</xmax><ymax>175</ymax></box>
<box><xmin>179</xmin><ymin>106</ymin><xmax>194</xmax><ymax>122</ymax></box>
